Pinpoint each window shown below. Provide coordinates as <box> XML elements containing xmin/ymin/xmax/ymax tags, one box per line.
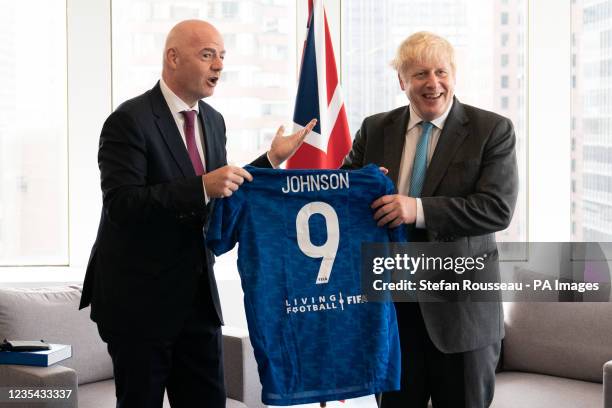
<box><xmin>0</xmin><ymin>0</ymin><xmax>584</xmax><ymax>280</ymax></box>
<box><xmin>571</xmin><ymin>0</ymin><xmax>612</xmax><ymax>241</ymax></box>
<box><xmin>501</xmin><ymin>75</ymin><xmax>509</xmax><ymax>88</ymax></box>
<box><xmin>501</xmin><ymin>33</ymin><xmax>509</xmax><ymax>47</ymax></box>
<box><xmin>110</xmin><ymin>0</ymin><xmax>298</xmax><ymax>280</ymax></box>
<box><xmin>501</xmin><ymin>53</ymin><xmax>509</xmax><ymax>67</ymax></box>
<box><xmin>111</xmin><ymin>0</ymin><xmax>297</xmax><ymax>166</ymax></box>
<box><xmin>501</xmin><ymin>12</ymin><xmax>509</xmax><ymax>25</ymax></box>
<box><xmin>0</xmin><ymin>0</ymin><xmax>68</xmax><ymax>265</ymax></box>
<box><xmin>342</xmin><ymin>0</ymin><xmax>528</xmax><ymax>242</ymax></box>
<box><xmin>222</xmin><ymin>2</ymin><xmax>239</xmax><ymax>19</ymax></box>
<box><xmin>501</xmin><ymin>96</ymin><xmax>509</xmax><ymax>109</ymax></box>
<box><xmin>170</xmin><ymin>5</ymin><xmax>199</xmax><ymax>20</ymax></box>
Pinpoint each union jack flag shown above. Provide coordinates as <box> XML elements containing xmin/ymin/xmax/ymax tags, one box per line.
<box><xmin>286</xmin><ymin>0</ymin><xmax>351</xmax><ymax>169</ymax></box>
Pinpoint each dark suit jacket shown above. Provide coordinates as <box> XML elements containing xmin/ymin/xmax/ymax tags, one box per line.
<box><xmin>80</xmin><ymin>82</ymin><xmax>270</xmax><ymax>340</ymax></box>
<box><xmin>343</xmin><ymin>97</ymin><xmax>518</xmax><ymax>353</ymax></box>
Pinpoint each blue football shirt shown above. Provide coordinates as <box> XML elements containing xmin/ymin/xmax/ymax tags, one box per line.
<box><xmin>207</xmin><ymin>164</ymin><xmax>401</xmax><ymax>406</ymax></box>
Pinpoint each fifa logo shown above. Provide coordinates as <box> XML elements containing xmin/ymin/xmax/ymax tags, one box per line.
<box><xmin>285</xmin><ymin>293</ymin><xmax>365</xmax><ymax>314</ymax></box>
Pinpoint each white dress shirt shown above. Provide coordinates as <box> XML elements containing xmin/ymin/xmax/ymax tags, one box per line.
<box><xmin>397</xmin><ymin>101</ymin><xmax>453</xmax><ymax>228</ymax></box>
<box><xmin>159</xmin><ymin>79</ymin><xmax>209</xmax><ymax>203</ymax></box>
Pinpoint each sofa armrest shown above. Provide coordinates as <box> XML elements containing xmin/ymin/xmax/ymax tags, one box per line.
<box><xmin>0</xmin><ymin>364</ymin><xmax>77</xmax><ymax>408</ymax></box>
<box><xmin>605</xmin><ymin>360</ymin><xmax>612</xmax><ymax>408</ymax></box>
<box><xmin>222</xmin><ymin>326</ymin><xmax>265</xmax><ymax>408</ymax></box>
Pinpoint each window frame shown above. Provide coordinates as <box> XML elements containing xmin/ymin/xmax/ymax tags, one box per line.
<box><xmin>0</xmin><ymin>0</ymin><xmax>573</xmax><ymax>283</ymax></box>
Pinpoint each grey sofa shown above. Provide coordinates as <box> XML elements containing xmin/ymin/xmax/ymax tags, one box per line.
<box><xmin>493</xmin><ymin>302</ymin><xmax>612</xmax><ymax>408</ymax></box>
<box><xmin>0</xmin><ymin>285</ymin><xmax>265</xmax><ymax>408</ymax></box>
<box><xmin>3</xmin><ymin>285</ymin><xmax>612</xmax><ymax>408</ymax></box>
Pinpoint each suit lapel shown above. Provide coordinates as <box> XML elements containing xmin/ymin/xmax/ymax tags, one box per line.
<box><xmin>198</xmin><ymin>102</ymin><xmax>220</xmax><ymax>172</ymax></box>
<box><xmin>384</xmin><ymin>106</ymin><xmax>410</xmax><ymax>186</ymax></box>
<box><xmin>150</xmin><ymin>82</ymin><xmax>195</xmax><ymax>177</ymax></box>
<box><xmin>421</xmin><ymin>98</ymin><xmax>469</xmax><ymax>197</ymax></box>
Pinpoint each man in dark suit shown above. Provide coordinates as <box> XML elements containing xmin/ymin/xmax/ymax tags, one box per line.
<box><xmin>79</xmin><ymin>20</ymin><xmax>315</xmax><ymax>408</ymax></box>
<box><xmin>343</xmin><ymin>32</ymin><xmax>518</xmax><ymax>407</ymax></box>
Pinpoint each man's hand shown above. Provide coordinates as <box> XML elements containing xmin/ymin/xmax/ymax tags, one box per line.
<box><xmin>371</xmin><ymin>194</ymin><xmax>417</xmax><ymax>227</ymax></box>
<box><xmin>202</xmin><ymin>165</ymin><xmax>253</xmax><ymax>198</ymax></box>
<box><xmin>267</xmin><ymin>119</ymin><xmax>317</xmax><ymax>167</ymax></box>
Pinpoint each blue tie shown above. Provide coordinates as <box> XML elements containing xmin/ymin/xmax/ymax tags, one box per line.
<box><xmin>409</xmin><ymin>121</ymin><xmax>434</xmax><ymax>197</ymax></box>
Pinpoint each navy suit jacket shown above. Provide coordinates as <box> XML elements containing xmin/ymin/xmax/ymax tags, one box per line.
<box><xmin>343</xmin><ymin>98</ymin><xmax>518</xmax><ymax>352</ymax></box>
<box><xmin>80</xmin><ymin>82</ymin><xmax>270</xmax><ymax>339</ymax></box>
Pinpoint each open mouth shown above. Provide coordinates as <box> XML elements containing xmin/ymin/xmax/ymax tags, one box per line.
<box><xmin>207</xmin><ymin>77</ymin><xmax>219</xmax><ymax>87</ymax></box>
<box><xmin>423</xmin><ymin>93</ymin><xmax>443</xmax><ymax>100</ymax></box>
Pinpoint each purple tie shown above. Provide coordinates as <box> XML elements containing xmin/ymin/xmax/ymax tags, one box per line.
<box><xmin>181</xmin><ymin>110</ymin><xmax>205</xmax><ymax>175</ymax></box>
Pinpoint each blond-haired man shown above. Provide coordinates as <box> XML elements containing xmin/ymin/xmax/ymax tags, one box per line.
<box><xmin>343</xmin><ymin>32</ymin><xmax>518</xmax><ymax>407</ymax></box>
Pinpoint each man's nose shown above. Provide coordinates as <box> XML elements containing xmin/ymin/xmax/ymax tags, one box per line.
<box><xmin>424</xmin><ymin>72</ymin><xmax>438</xmax><ymax>87</ymax></box>
<box><xmin>212</xmin><ymin>56</ymin><xmax>223</xmax><ymax>71</ymax></box>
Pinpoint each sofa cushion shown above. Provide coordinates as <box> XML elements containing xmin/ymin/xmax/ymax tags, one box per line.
<box><xmin>0</xmin><ymin>285</ymin><xmax>113</xmax><ymax>385</ymax></box>
<box><xmin>503</xmin><ymin>302</ymin><xmax>612</xmax><ymax>382</ymax></box>
<box><xmin>78</xmin><ymin>379</ymin><xmax>117</xmax><ymax>408</ymax></box>
<box><xmin>493</xmin><ymin>371</ymin><xmax>602</xmax><ymax>408</ymax></box>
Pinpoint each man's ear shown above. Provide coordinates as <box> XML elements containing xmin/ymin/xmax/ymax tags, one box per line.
<box><xmin>165</xmin><ymin>48</ymin><xmax>178</xmax><ymax>69</ymax></box>
<box><xmin>398</xmin><ymin>73</ymin><xmax>406</xmax><ymax>91</ymax></box>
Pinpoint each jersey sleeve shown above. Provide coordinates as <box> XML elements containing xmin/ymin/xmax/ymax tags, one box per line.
<box><xmin>206</xmin><ymin>191</ymin><xmax>245</xmax><ymax>256</ymax></box>
<box><xmin>380</xmin><ymin>172</ymin><xmax>407</xmax><ymax>243</ymax></box>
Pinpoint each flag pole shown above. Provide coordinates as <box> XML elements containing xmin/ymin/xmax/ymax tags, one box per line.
<box><xmin>314</xmin><ymin>0</ymin><xmax>327</xmax><ymax>394</ymax></box>
<box><xmin>312</xmin><ymin>0</ymin><xmax>325</xmax><ymax>398</ymax></box>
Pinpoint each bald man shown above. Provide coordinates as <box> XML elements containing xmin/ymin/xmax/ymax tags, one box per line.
<box><xmin>80</xmin><ymin>20</ymin><xmax>315</xmax><ymax>408</ymax></box>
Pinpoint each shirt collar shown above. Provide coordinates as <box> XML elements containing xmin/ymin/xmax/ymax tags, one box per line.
<box><xmin>159</xmin><ymin>78</ymin><xmax>200</xmax><ymax>115</ymax></box>
<box><xmin>407</xmin><ymin>99</ymin><xmax>454</xmax><ymax>132</ymax></box>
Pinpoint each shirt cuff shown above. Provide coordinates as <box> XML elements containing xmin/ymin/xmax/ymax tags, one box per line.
<box><xmin>415</xmin><ymin>198</ymin><xmax>425</xmax><ymax>228</ymax></box>
<box><xmin>266</xmin><ymin>152</ymin><xmax>279</xmax><ymax>169</ymax></box>
<box><xmin>203</xmin><ymin>179</ymin><xmax>210</xmax><ymax>205</ymax></box>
